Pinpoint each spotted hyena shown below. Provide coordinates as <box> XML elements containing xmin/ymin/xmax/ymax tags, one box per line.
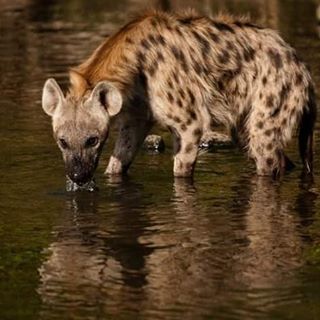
<box><xmin>42</xmin><ymin>11</ymin><xmax>317</xmax><ymax>185</ymax></box>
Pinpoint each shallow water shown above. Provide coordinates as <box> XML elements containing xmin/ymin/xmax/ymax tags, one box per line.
<box><xmin>1</xmin><ymin>0</ymin><xmax>320</xmax><ymax>319</ymax></box>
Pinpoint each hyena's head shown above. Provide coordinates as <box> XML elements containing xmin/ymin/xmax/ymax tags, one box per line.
<box><xmin>42</xmin><ymin>73</ymin><xmax>122</xmax><ymax>185</ymax></box>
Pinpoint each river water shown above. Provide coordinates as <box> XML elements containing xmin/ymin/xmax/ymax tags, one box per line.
<box><xmin>1</xmin><ymin>0</ymin><xmax>320</xmax><ymax>319</ymax></box>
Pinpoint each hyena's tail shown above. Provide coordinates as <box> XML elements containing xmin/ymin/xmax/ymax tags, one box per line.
<box><xmin>299</xmin><ymin>86</ymin><xmax>317</xmax><ymax>174</ymax></box>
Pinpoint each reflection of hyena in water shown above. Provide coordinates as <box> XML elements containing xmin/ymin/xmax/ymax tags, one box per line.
<box><xmin>42</xmin><ymin>11</ymin><xmax>317</xmax><ymax>185</ymax></box>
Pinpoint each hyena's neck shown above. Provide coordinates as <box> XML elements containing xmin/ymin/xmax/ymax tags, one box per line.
<box><xmin>70</xmin><ymin>13</ymin><xmax>162</xmax><ymax>97</ymax></box>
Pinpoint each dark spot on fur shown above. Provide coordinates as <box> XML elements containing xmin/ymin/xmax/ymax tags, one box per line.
<box><xmin>171</xmin><ymin>45</ymin><xmax>180</xmax><ymax>59</ymax></box>
<box><xmin>185</xmin><ymin>143</ymin><xmax>194</xmax><ymax>153</ymax></box>
<box><xmin>203</xmin><ymin>65</ymin><xmax>211</xmax><ymax>76</ymax></box>
<box><xmin>268</xmin><ymin>49</ymin><xmax>283</xmax><ymax>70</ymax></box>
<box><xmin>173</xmin><ymin>116</ymin><xmax>181</xmax><ymax>123</ymax></box>
<box><xmin>187</xmin><ymin>89</ymin><xmax>195</xmax><ymax>104</ymax></box>
<box><xmin>165</xmin><ymin>21</ymin><xmax>173</xmax><ymax>31</ymax></box>
<box><xmin>212</xmin><ymin>21</ymin><xmax>235</xmax><ymax>33</ymax></box>
<box><xmin>234</xmin><ymin>21</ymin><xmax>262</xmax><ymax>29</ymax></box>
<box><xmin>271</xmin><ymin>107</ymin><xmax>280</xmax><ymax>117</ymax></box>
<box><xmin>171</xmin><ymin>45</ymin><xmax>189</xmax><ymax>72</ymax></box>
<box><xmin>218</xmin><ymin>50</ymin><xmax>230</xmax><ymax>64</ymax></box>
<box><xmin>181</xmin><ymin>124</ymin><xmax>187</xmax><ymax>131</ymax></box>
<box><xmin>266</xmin><ymin>158</ymin><xmax>274</xmax><ymax>166</ymax></box>
<box><xmin>290</xmin><ymin>108</ymin><xmax>296</xmax><ymax>119</ymax></box>
<box><xmin>243</xmin><ymin>46</ymin><xmax>256</xmax><ymax>62</ymax></box>
<box><xmin>157</xmin><ymin>34</ymin><xmax>166</xmax><ymax>46</ymax></box>
<box><xmin>125</xmin><ymin>37</ymin><xmax>134</xmax><ymax>44</ymax></box>
<box><xmin>282</xmin><ymin>118</ymin><xmax>287</xmax><ymax>126</ymax></box>
<box><xmin>136</xmin><ymin>51</ymin><xmax>146</xmax><ymax>65</ymax></box>
<box><xmin>193</xmin><ymin>128</ymin><xmax>202</xmax><ymax>137</ymax></box>
<box><xmin>208</xmin><ymin>31</ymin><xmax>220</xmax><ymax>43</ymax></box>
<box><xmin>179</xmin><ymin>17</ymin><xmax>194</xmax><ymax>25</ymax></box>
<box><xmin>173</xmin><ymin>72</ymin><xmax>179</xmax><ymax>84</ymax></box>
<box><xmin>175</xmin><ymin>26</ymin><xmax>184</xmax><ymax>37</ymax></box>
<box><xmin>167</xmin><ymin>78</ymin><xmax>173</xmax><ymax>87</ymax></box>
<box><xmin>217</xmin><ymin>80</ymin><xmax>224</xmax><ymax>91</ymax></box>
<box><xmin>167</xmin><ymin>92</ymin><xmax>174</xmax><ymax>103</ymax></box>
<box><xmin>192</xmin><ymin>30</ymin><xmax>211</xmax><ymax>57</ymax></box>
<box><xmin>149</xmin><ymin>60</ymin><xmax>159</xmax><ymax>76</ymax></box>
<box><xmin>177</xmin><ymin>98</ymin><xmax>183</xmax><ymax>108</ymax></box>
<box><xmin>221</xmin><ymin>65</ymin><xmax>242</xmax><ymax>83</ymax></box>
<box><xmin>157</xmin><ymin>51</ymin><xmax>165</xmax><ymax>62</ymax></box>
<box><xmin>266</xmin><ymin>143</ymin><xmax>273</xmax><ymax>151</ymax></box>
<box><xmin>266</xmin><ymin>95</ymin><xmax>274</xmax><ymax>108</ymax></box>
<box><xmin>141</xmin><ymin>39</ymin><xmax>151</xmax><ymax>50</ymax></box>
<box><xmin>148</xmin><ymin>34</ymin><xmax>157</xmax><ymax>45</ymax></box>
<box><xmin>286</xmin><ymin>51</ymin><xmax>292</xmax><ymax>63</ymax></box>
<box><xmin>187</xmin><ymin>109</ymin><xmax>197</xmax><ymax>120</ymax></box>
<box><xmin>148</xmin><ymin>65</ymin><xmax>156</xmax><ymax>76</ymax></box>
<box><xmin>150</xmin><ymin>19</ymin><xmax>157</xmax><ymax>27</ymax></box>
<box><xmin>279</xmin><ymin>83</ymin><xmax>291</xmax><ymax>107</ymax></box>
<box><xmin>262</xmin><ymin>76</ymin><xmax>267</xmax><ymax>86</ymax></box>
<box><xmin>256</xmin><ymin>121</ymin><xmax>264</xmax><ymax>129</ymax></box>
<box><xmin>178</xmin><ymin>89</ymin><xmax>185</xmax><ymax>99</ymax></box>
<box><xmin>252</xmin><ymin>67</ymin><xmax>258</xmax><ymax>81</ymax></box>
<box><xmin>295</xmin><ymin>73</ymin><xmax>303</xmax><ymax>86</ymax></box>
<box><xmin>265</xmin><ymin>129</ymin><xmax>272</xmax><ymax>137</ymax></box>
<box><xmin>193</xmin><ymin>61</ymin><xmax>202</xmax><ymax>74</ymax></box>
<box><xmin>225</xmin><ymin>41</ymin><xmax>232</xmax><ymax>51</ymax></box>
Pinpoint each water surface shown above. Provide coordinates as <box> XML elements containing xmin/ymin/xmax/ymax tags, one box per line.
<box><xmin>1</xmin><ymin>0</ymin><xmax>320</xmax><ymax>319</ymax></box>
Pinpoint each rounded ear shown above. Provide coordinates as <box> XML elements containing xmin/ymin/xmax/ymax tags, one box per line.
<box><xmin>90</xmin><ymin>81</ymin><xmax>122</xmax><ymax>117</ymax></box>
<box><xmin>42</xmin><ymin>78</ymin><xmax>64</xmax><ymax>117</ymax></box>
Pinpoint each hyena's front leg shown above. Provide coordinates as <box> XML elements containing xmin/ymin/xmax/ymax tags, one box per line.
<box><xmin>172</xmin><ymin>125</ymin><xmax>202</xmax><ymax>178</ymax></box>
<box><xmin>106</xmin><ymin>117</ymin><xmax>153</xmax><ymax>175</ymax></box>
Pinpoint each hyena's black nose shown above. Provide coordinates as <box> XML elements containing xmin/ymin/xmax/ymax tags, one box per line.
<box><xmin>69</xmin><ymin>172</ymin><xmax>91</xmax><ymax>186</ymax></box>
<box><xmin>67</xmin><ymin>156</ymin><xmax>94</xmax><ymax>185</ymax></box>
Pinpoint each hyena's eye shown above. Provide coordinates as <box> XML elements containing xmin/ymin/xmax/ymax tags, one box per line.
<box><xmin>85</xmin><ymin>136</ymin><xmax>99</xmax><ymax>148</ymax></box>
<box><xmin>58</xmin><ymin>138</ymin><xmax>69</xmax><ymax>149</ymax></box>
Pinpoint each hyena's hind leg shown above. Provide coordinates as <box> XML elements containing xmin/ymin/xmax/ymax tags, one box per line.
<box><xmin>248</xmin><ymin>129</ymin><xmax>292</xmax><ymax>177</ymax></box>
<box><xmin>171</xmin><ymin>123</ymin><xmax>203</xmax><ymax>178</ymax></box>
<box><xmin>106</xmin><ymin>116</ymin><xmax>153</xmax><ymax>175</ymax></box>
<box><xmin>246</xmin><ymin>109</ymin><xmax>295</xmax><ymax>177</ymax></box>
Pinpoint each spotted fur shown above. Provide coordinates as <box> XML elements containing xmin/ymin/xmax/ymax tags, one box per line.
<box><xmin>43</xmin><ymin>10</ymin><xmax>317</xmax><ymax>181</ymax></box>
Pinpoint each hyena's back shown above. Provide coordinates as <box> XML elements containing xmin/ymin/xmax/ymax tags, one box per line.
<box><xmin>73</xmin><ymin>11</ymin><xmax>317</xmax><ymax>176</ymax></box>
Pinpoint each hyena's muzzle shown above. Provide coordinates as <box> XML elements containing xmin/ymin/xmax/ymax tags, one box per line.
<box><xmin>65</xmin><ymin>153</ymin><xmax>99</xmax><ymax>186</ymax></box>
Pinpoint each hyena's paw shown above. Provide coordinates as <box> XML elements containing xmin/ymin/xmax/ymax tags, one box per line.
<box><xmin>173</xmin><ymin>157</ymin><xmax>196</xmax><ymax>178</ymax></box>
<box><xmin>105</xmin><ymin>156</ymin><xmax>124</xmax><ymax>175</ymax></box>
<box><xmin>255</xmin><ymin>152</ymin><xmax>294</xmax><ymax>178</ymax></box>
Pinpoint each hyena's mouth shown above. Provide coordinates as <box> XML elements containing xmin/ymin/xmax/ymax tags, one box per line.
<box><xmin>66</xmin><ymin>176</ymin><xmax>96</xmax><ymax>192</ymax></box>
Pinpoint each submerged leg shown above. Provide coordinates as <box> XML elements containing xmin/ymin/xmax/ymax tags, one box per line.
<box><xmin>171</xmin><ymin>126</ymin><xmax>202</xmax><ymax>178</ymax></box>
<box><xmin>249</xmin><ymin>129</ymin><xmax>296</xmax><ymax>178</ymax></box>
<box><xmin>106</xmin><ymin>118</ymin><xmax>153</xmax><ymax>175</ymax></box>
